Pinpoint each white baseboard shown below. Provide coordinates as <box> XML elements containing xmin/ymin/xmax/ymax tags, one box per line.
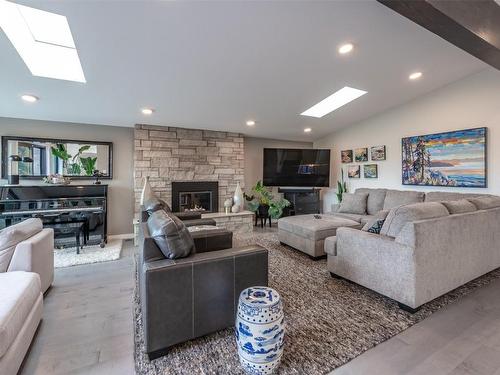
<box><xmin>109</xmin><ymin>233</ymin><xmax>134</xmax><ymax>240</ymax></box>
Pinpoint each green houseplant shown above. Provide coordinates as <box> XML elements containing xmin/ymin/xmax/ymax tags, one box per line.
<box><xmin>336</xmin><ymin>168</ymin><xmax>348</xmax><ymax>203</ymax></box>
<box><xmin>51</xmin><ymin>144</ymin><xmax>71</xmax><ymax>175</ymax></box>
<box><xmin>80</xmin><ymin>156</ymin><xmax>98</xmax><ymax>176</ymax></box>
<box><xmin>246</xmin><ymin>180</ymin><xmax>290</xmax><ymax>219</ymax></box>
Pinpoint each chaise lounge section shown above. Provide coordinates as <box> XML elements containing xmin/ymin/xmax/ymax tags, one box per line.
<box><xmin>326</xmin><ymin>189</ymin><xmax>500</xmax><ymax>311</ymax></box>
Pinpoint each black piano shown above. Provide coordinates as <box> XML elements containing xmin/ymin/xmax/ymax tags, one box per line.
<box><xmin>0</xmin><ymin>185</ymin><xmax>107</xmax><ymax>250</ymax></box>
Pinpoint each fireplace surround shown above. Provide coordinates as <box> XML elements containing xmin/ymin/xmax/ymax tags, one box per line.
<box><xmin>172</xmin><ymin>181</ymin><xmax>219</xmax><ymax>213</ymax></box>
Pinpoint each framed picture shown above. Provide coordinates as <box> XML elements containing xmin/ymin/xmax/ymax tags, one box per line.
<box><xmin>364</xmin><ymin>164</ymin><xmax>378</xmax><ymax>178</ymax></box>
<box><xmin>371</xmin><ymin>145</ymin><xmax>386</xmax><ymax>161</ymax></box>
<box><xmin>347</xmin><ymin>165</ymin><xmax>360</xmax><ymax>178</ymax></box>
<box><xmin>402</xmin><ymin>127</ymin><xmax>487</xmax><ymax>188</ymax></box>
<box><xmin>354</xmin><ymin>148</ymin><xmax>368</xmax><ymax>162</ymax></box>
<box><xmin>341</xmin><ymin>150</ymin><xmax>353</xmax><ymax>163</ymax></box>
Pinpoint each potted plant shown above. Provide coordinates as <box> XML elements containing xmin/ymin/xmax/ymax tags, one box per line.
<box><xmin>246</xmin><ymin>180</ymin><xmax>290</xmax><ymax>219</ymax></box>
<box><xmin>80</xmin><ymin>156</ymin><xmax>98</xmax><ymax>176</ymax></box>
<box><xmin>51</xmin><ymin>144</ymin><xmax>71</xmax><ymax>175</ymax></box>
<box><xmin>336</xmin><ymin>168</ymin><xmax>348</xmax><ymax>203</ymax></box>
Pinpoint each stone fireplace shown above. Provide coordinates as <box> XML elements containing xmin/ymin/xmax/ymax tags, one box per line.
<box><xmin>171</xmin><ymin>181</ymin><xmax>218</xmax><ymax>213</ymax></box>
<box><xmin>133</xmin><ymin>124</ymin><xmax>244</xmax><ymax>213</ymax></box>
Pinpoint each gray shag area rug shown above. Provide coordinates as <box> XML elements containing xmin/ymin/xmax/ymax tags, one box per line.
<box><xmin>133</xmin><ymin>232</ymin><xmax>500</xmax><ymax>375</ymax></box>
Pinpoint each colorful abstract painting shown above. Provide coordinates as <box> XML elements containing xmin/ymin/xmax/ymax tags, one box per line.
<box><xmin>402</xmin><ymin>127</ymin><xmax>487</xmax><ymax>187</ymax></box>
<box><xmin>371</xmin><ymin>146</ymin><xmax>386</xmax><ymax>161</ymax></box>
<box><xmin>364</xmin><ymin>164</ymin><xmax>378</xmax><ymax>178</ymax></box>
<box><xmin>341</xmin><ymin>150</ymin><xmax>353</xmax><ymax>163</ymax></box>
<box><xmin>354</xmin><ymin>148</ymin><xmax>368</xmax><ymax>162</ymax></box>
<box><xmin>348</xmin><ymin>165</ymin><xmax>360</xmax><ymax>178</ymax></box>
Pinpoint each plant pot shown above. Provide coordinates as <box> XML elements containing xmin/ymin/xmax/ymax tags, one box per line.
<box><xmin>258</xmin><ymin>204</ymin><xmax>269</xmax><ymax>217</ymax></box>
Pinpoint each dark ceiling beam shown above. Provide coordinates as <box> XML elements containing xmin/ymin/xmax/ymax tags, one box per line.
<box><xmin>377</xmin><ymin>0</ymin><xmax>500</xmax><ymax>71</ymax></box>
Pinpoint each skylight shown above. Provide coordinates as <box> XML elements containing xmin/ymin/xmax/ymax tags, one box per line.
<box><xmin>301</xmin><ymin>86</ymin><xmax>367</xmax><ymax>118</ymax></box>
<box><xmin>0</xmin><ymin>0</ymin><xmax>86</xmax><ymax>83</ymax></box>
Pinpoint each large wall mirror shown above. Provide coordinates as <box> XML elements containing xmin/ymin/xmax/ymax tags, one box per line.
<box><xmin>1</xmin><ymin>136</ymin><xmax>113</xmax><ymax>180</ymax></box>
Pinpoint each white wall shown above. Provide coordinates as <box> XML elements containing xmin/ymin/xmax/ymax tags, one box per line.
<box><xmin>244</xmin><ymin>136</ymin><xmax>313</xmax><ymax>191</ymax></box>
<box><xmin>314</xmin><ymin>68</ymin><xmax>500</xmax><ymax>212</ymax></box>
<box><xmin>0</xmin><ymin>117</ymin><xmax>134</xmax><ymax>235</ymax></box>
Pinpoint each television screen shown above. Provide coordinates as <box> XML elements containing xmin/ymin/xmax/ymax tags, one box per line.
<box><xmin>263</xmin><ymin>148</ymin><xmax>330</xmax><ymax>187</ymax></box>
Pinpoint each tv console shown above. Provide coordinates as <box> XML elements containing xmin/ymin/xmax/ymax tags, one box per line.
<box><xmin>278</xmin><ymin>188</ymin><xmax>320</xmax><ymax>216</ymax></box>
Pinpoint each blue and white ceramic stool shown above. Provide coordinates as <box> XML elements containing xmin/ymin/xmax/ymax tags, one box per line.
<box><xmin>236</xmin><ymin>287</ymin><xmax>285</xmax><ymax>374</ymax></box>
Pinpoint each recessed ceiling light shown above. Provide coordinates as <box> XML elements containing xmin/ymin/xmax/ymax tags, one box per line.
<box><xmin>21</xmin><ymin>94</ymin><xmax>38</xmax><ymax>103</ymax></box>
<box><xmin>301</xmin><ymin>86</ymin><xmax>367</xmax><ymax>118</ymax></box>
<box><xmin>409</xmin><ymin>72</ymin><xmax>423</xmax><ymax>80</ymax></box>
<box><xmin>338</xmin><ymin>43</ymin><xmax>354</xmax><ymax>54</ymax></box>
<box><xmin>0</xmin><ymin>1</ymin><xmax>86</xmax><ymax>82</ymax></box>
<box><xmin>141</xmin><ymin>108</ymin><xmax>154</xmax><ymax>115</ymax></box>
<box><xmin>304</xmin><ymin>128</ymin><xmax>312</xmax><ymax>133</ymax></box>
<box><xmin>246</xmin><ymin>120</ymin><xmax>256</xmax><ymax>126</ymax></box>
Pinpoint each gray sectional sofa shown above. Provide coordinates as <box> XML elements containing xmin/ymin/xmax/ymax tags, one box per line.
<box><xmin>325</xmin><ymin>188</ymin><xmax>500</xmax><ymax>312</ymax></box>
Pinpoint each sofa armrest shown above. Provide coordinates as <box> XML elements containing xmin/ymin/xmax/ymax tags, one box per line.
<box><xmin>192</xmin><ymin>229</ymin><xmax>233</xmax><ymax>253</ymax></box>
<box><xmin>183</xmin><ymin>218</ymin><xmax>216</xmax><ymax>227</ymax></box>
<box><xmin>8</xmin><ymin>228</ymin><xmax>54</xmax><ymax>293</ymax></box>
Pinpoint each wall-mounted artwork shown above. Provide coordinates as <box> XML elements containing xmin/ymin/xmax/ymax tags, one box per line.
<box><xmin>371</xmin><ymin>145</ymin><xmax>386</xmax><ymax>161</ymax></box>
<box><xmin>354</xmin><ymin>148</ymin><xmax>368</xmax><ymax>162</ymax></box>
<box><xmin>402</xmin><ymin>127</ymin><xmax>487</xmax><ymax>188</ymax></box>
<box><xmin>348</xmin><ymin>165</ymin><xmax>360</xmax><ymax>178</ymax></box>
<box><xmin>364</xmin><ymin>164</ymin><xmax>378</xmax><ymax>178</ymax></box>
<box><xmin>341</xmin><ymin>150</ymin><xmax>353</xmax><ymax>163</ymax></box>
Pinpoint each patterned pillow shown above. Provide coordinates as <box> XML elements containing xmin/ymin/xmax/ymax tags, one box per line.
<box><xmin>367</xmin><ymin>219</ymin><xmax>385</xmax><ymax>234</ymax></box>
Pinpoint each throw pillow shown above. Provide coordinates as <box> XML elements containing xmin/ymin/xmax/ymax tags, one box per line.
<box><xmin>362</xmin><ymin>210</ymin><xmax>389</xmax><ymax>232</ymax></box>
<box><xmin>441</xmin><ymin>199</ymin><xmax>477</xmax><ymax>214</ymax></box>
<box><xmin>467</xmin><ymin>196</ymin><xmax>500</xmax><ymax>210</ymax></box>
<box><xmin>143</xmin><ymin>197</ymin><xmax>172</xmax><ymax>215</ymax></box>
<box><xmin>338</xmin><ymin>193</ymin><xmax>368</xmax><ymax>215</ymax></box>
<box><xmin>147</xmin><ymin>210</ymin><xmax>194</xmax><ymax>259</ymax></box>
<box><xmin>367</xmin><ymin>219</ymin><xmax>385</xmax><ymax>234</ymax></box>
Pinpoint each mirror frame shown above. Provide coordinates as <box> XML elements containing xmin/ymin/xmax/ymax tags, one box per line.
<box><xmin>1</xmin><ymin>136</ymin><xmax>113</xmax><ymax>180</ymax></box>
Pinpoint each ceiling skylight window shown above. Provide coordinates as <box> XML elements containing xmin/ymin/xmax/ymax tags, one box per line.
<box><xmin>301</xmin><ymin>86</ymin><xmax>367</xmax><ymax>118</ymax></box>
<box><xmin>0</xmin><ymin>0</ymin><xmax>86</xmax><ymax>82</ymax></box>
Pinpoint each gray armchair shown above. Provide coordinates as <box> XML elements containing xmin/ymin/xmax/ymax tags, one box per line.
<box><xmin>139</xmin><ymin>223</ymin><xmax>268</xmax><ymax>359</ymax></box>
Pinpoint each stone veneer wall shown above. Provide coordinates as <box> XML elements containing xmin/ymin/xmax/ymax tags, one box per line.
<box><xmin>134</xmin><ymin>124</ymin><xmax>245</xmax><ymax>213</ymax></box>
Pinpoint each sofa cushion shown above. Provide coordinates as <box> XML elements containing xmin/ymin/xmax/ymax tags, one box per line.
<box><xmin>424</xmin><ymin>191</ymin><xmax>486</xmax><ymax>202</ymax></box>
<box><xmin>467</xmin><ymin>196</ymin><xmax>500</xmax><ymax>210</ymax></box>
<box><xmin>0</xmin><ymin>218</ymin><xmax>43</xmax><ymax>273</ymax></box>
<box><xmin>441</xmin><ymin>199</ymin><xmax>477</xmax><ymax>215</ymax></box>
<box><xmin>355</xmin><ymin>188</ymin><xmax>387</xmax><ymax>215</ymax></box>
<box><xmin>362</xmin><ymin>210</ymin><xmax>390</xmax><ymax>231</ymax></box>
<box><xmin>330</xmin><ymin>213</ymin><xmax>374</xmax><ymax>225</ymax></box>
<box><xmin>143</xmin><ymin>197</ymin><xmax>172</xmax><ymax>215</ymax></box>
<box><xmin>338</xmin><ymin>193</ymin><xmax>368</xmax><ymax>215</ymax></box>
<box><xmin>147</xmin><ymin>210</ymin><xmax>194</xmax><ymax>259</ymax></box>
<box><xmin>383</xmin><ymin>190</ymin><xmax>425</xmax><ymax>210</ymax></box>
<box><xmin>0</xmin><ymin>271</ymin><xmax>41</xmax><ymax>357</ymax></box>
<box><xmin>380</xmin><ymin>202</ymin><xmax>449</xmax><ymax>238</ymax></box>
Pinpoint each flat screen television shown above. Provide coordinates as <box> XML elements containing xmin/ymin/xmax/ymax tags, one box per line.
<box><xmin>263</xmin><ymin>148</ymin><xmax>331</xmax><ymax>187</ymax></box>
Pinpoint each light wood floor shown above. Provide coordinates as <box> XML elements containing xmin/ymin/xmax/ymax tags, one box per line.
<box><xmin>19</xmin><ymin>231</ymin><xmax>500</xmax><ymax>375</ymax></box>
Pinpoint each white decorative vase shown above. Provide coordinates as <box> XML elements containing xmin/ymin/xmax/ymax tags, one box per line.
<box><xmin>233</xmin><ymin>182</ymin><xmax>244</xmax><ymax>211</ymax></box>
<box><xmin>236</xmin><ymin>287</ymin><xmax>285</xmax><ymax>374</ymax></box>
<box><xmin>140</xmin><ymin>176</ymin><xmax>154</xmax><ymax>205</ymax></box>
<box><xmin>231</xmin><ymin>204</ymin><xmax>240</xmax><ymax>213</ymax></box>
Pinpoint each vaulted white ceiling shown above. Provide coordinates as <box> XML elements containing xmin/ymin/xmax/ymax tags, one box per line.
<box><xmin>0</xmin><ymin>0</ymin><xmax>486</xmax><ymax>141</ymax></box>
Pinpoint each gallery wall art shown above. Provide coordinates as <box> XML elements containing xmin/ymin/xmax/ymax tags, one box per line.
<box><xmin>402</xmin><ymin>127</ymin><xmax>487</xmax><ymax>188</ymax></box>
<box><xmin>371</xmin><ymin>146</ymin><xmax>386</xmax><ymax>161</ymax></box>
<box><xmin>348</xmin><ymin>165</ymin><xmax>360</xmax><ymax>178</ymax></box>
<box><xmin>354</xmin><ymin>148</ymin><xmax>368</xmax><ymax>162</ymax></box>
<box><xmin>364</xmin><ymin>164</ymin><xmax>378</xmax><ymax>178</ymax></box>
<box><xmin>341</xmin><ymin>150</ymin><xmax>353</xmax><ymax>163</ymax></box>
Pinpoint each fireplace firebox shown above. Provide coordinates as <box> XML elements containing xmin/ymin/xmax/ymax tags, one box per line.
<box><xmin>171</xmin><ymin>181</ymin><xmax>218</xmax><ymax>213</ymax></box>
